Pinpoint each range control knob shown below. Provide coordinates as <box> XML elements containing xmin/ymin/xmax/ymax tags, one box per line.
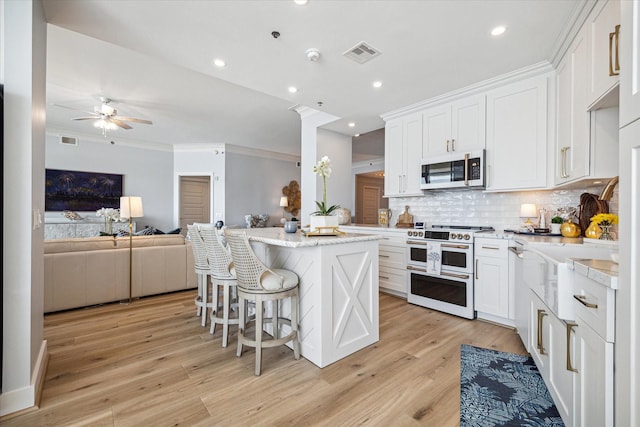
<box><xmin>418</xmin><ymin>231</ymin><xmax>423</xmax><ymax>238</ymax></box>
<box><xmin>408</xmin><ymin>231</ymin><xmax>414</xmax><ymax>237</ymax></box>
<box><xmin>464</xmin><ymin>234</ymin><xmax>471</xmax><ymax>240</ymax></box>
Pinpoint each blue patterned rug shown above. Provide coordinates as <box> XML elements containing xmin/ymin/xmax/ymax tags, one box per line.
<box><xmin>460</xmin><ymin>344</ymin><xmax>564</xmax><ymax>426</ymax></box>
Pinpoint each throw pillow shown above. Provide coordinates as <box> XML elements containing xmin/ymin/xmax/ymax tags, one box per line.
<box><xmin>117</xmin><ymin>229</ymin><xmax>130</xmax><ymax>237</ymax></box>
<box><xmin>167</xmin><ymin>227</ymin><xmax>182</xmax><ymax>234</ymax></box>
<box><xmin>134</xmin><ymin>226</ymin><xmax>153</xmax><ymax>236</ymax></box>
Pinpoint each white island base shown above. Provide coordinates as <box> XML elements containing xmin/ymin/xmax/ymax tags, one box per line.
<box><xmin>243</xmin><ymin>228</ymin><xmax>380</xmax><ymax>368</ymax></box>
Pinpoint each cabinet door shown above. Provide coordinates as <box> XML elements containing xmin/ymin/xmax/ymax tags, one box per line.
<box><xmin>548</xmin><ymin>314</ymin><xmax>574</xmax><ymax>426</ymax></box>
<box><xmin>486</xmin><ymin>76</ymin><xmax>548</xmax><ymax>191</ymax></box>
<box><xmin>404</xmin><ymin>113</ymin><xmax>423</xmax><ymax>194</ymax></box>
<box><xmin>422</xmin><ymin>104</ymin><xmax>451</xmax><ymax>157</ymax></box>
<box><xmin>384</xmin><ymin>119</ymin><xmax>403</xmax><ymax>196</ymax></box>
<box><xmin>451</xmin><ymin>95</ymin><xmax>486</xmax><ymax>153</ymax></box>
<box><xmin>555</xmin><ymin>27</ymin><xmax>590</xmax><ymax>185</ymax></box>
<box><xmin>529</xmin><ymin>292</ymin><xmax>550</xmax><ymax>378</ymax></box>
<box><xmin>574</xmin><ymin>321</ymin><xmax>614</xmax><ymax>427</ymax></box>
<box><xmin>475</xmin><ymin>255</ymin><xmax>509</xmax><ymax>318</ymax></box>
<box><xmin>587</xmin><ymin>0</ymin><xmax>621</xmax><ymax>108</ymax></box>
<box><xmin>620</xmin><ymin>0</ymin><xmax>640</xmax><ymax>126</ymax></box>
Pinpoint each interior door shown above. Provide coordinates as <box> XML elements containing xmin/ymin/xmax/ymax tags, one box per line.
<box><xmin>179</xmin><ymin>176</ymin><xmax>210</xmax><ymax>233</ymax></box>
<box><xmin>362</xmin><ymin>185</ymin><xmax>380</xmax><ymax>224</ymax></box>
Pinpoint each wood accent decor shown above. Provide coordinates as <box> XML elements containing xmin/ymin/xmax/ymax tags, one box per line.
<box><xmin>282</xmin><ymin>180</ymin><xmax>301</xmax><ymax>217</ymax></box>
<box><xmin>1</xmin><ymin>291</ymin><xmax>525</xmax><ymax>425</ymax></box>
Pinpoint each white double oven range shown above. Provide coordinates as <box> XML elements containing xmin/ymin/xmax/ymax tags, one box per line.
<box><xmin>405</xmin><ymin>224</ymin><xmax>494</xmax><ymax>320</ymax></box>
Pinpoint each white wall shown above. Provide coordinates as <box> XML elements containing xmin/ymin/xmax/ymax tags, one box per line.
<box><xmin>225</xmin><ymin>149</ymin><xmax>301</xmax><ymax>227</ymax></box>
<box><xmin>316</xmin><ymin>128</ymin><xmax>352</xmax><ymax>215</ymax></box>
<box><xmin>1</xmin><ymin>0</ymin><xmax>47</xmax><ymax>415</ymax></box>
<box><xmin>173</xmin><ymin>144</ymin><xmax>225</xmax><ymax>225</ymax></box>
<box><xmin>45</xmin><ymin>134</ymin><xmax>176</xmax><ymax>231</ymax></box>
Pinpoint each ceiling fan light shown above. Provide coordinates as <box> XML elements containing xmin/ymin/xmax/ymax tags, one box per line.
<box><xmin>101</xmin><ymin>104</ymin><xmax>115</xmax><ymax>115</ymax></box>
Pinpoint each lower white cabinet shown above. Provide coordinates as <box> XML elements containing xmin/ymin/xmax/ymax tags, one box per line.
<box><xmin>340</xmin><ymin>226</ymin><xmax>407</xmax><ymax>296</ymax></box>
<box><xmin>474</xmin><ymin>238</ymin><xmax>512</xmax><ymax>324</ymax></box>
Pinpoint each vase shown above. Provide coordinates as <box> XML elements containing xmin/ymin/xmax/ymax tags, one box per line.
<box><xmin>585</xmin><ymin>221</ymin><xmax>602</xmax><ymax>239</ymax></box>
<box><xmin>284</xmin><ymin>221</ymin><xmax>298</xmax><ymax>233</ymax></box>
<box><xmin>599</xmin><ymin>224</ymin><xmax>615</xmax><ymax>240</ymax></box>
<box><xmin>104</xmin><ymin>220</ymin><xmax>113</xmax><ymax>235</ymax></box>
<box><xmin>550</xmin><ymin>223</ymin><xmax>562</xmax><ymax>234</ymax></box>
<box><xmin>310</xmin><ymin>215</ymin><xmax>339</xmax><ymax>233</ymax></box>
<box><xmin>560</xmin><ymin>221</ymin><xmax>581</xmax><ymax>238</ymax></box>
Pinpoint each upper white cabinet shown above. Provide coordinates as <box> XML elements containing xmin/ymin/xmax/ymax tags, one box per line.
<box><xmin>555</xmin><ymin>26</ymin><xmax>590</xmax><ymax>185</ymax></box>
<box><xmin>587</xmin><ymin>0</ymin><xmax>621</xmax><ymax>110</ymax></box>
<box><xmin>422</xmin><ymin>95</ymin><xmax>486</xmax><ymax>157</ymax></box>
<box><xmin>485</xmin><ymin>75</ymin><xmax>549</xmax><ymax>191</ymax></box>
<box><xmin>384</xmin><ymin>113</ymin><xmax>423</xmax><ymax>197</ymax></box>
<box><xmin>620</xmin><ymin>0</ymin><xmax>640</xmax><ymax>127</ymax></box>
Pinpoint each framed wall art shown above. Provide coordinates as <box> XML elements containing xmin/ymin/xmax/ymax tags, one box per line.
<box><xmin>45</xmin><ymin>169</ymin><xmax>123</xmax><ymax>212</ymax></box>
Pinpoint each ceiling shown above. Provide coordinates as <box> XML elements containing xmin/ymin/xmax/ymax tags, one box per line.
<box><xmin>42</xmin><ymin>0</ymin><xmax>582</xmax><ymax>157</ymax></box>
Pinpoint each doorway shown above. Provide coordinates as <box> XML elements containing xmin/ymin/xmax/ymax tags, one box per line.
<box><xmin>179</xmin><ymin>176</ymin><xmax>211</xmax><ymax>233</ymax></box>
<box><xmin>355</xmin><ymin>171</ymin><xmax>387</xmax><ymax>224</ymax></box>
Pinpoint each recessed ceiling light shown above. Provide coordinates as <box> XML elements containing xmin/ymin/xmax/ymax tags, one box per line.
<box><xmin>491</xmin><ymin>26</ymin><xmax>506</xmax><ymax>36</ymax></box>
<box><xmin>213</xmin><ymin>58</ymin><xmax>226</xmax><ymax>68</ymax></box>
<box><xmin>348</xmin><ymin>122</ymin><xmax>355</xmax><ymax>128</ymax></box>
<box><xmin>354</xmin><ymin>133</ymin><xmax>360</xmax><ymax>137</ymax></box>
<box><xmin>294</xmin><ymin>0</ymin><xmax>308</xmax><ymax>5</ymax></box>
<box><xmin>288</xmin><ymin>86</ymin><xmax>298</xmax><ymax>93</ymax></box>
<box><xmin>373</xmin><ymin>81</ymin><xmax>383</xmax><ymax>88</ymax></box>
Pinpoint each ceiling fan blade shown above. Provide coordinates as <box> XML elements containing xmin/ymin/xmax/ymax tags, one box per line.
<box><xmin>114</xmin><ymin>116</ymin><xmax>153</xmax><ymax>125</ymax></box>
<box><xmin>71</xmin><ymin>117</ymin><xmax>99</xmax><ymax>121</ymax></box>
<box><xmin>111</xmin><ymin>119</ymin><xmax>132</xmax><ymax>130</ymax></box>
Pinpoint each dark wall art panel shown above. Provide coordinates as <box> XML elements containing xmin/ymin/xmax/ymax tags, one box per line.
<box><xmin>45</xmin><ymin>169</ymin><xmax>123</xmax><ymax>211</ymax></box>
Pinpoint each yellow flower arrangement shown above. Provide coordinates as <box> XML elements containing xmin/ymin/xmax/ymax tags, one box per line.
<box><xmin>590</xmin><ymin>213</ymin><xmax>619</xmax><ymax>226</ymax></box>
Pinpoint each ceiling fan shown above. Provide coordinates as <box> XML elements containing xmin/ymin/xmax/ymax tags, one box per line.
<box><xmin>56</xmin><ymin>97</ymin><xmax>153</xmax><ymax>136</ymax></box>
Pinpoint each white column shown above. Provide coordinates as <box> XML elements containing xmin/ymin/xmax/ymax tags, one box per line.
<box><xmin>1</xmin><ymin>0</ymin><xmax>48</xmax><ymax>416</ymax></box>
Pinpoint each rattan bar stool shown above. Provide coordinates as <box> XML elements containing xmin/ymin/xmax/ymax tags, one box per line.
<box><xmin>224</xmin><ymin>229</ymin><xmax>300</xmax><ymax>376</ymax></box>
<box><xmin>187</xmin><ymin>224</ymin><xmax>213</xmax><ymax>327</ymax></box>
<box><xmin>199</xmin><ymin>224</ymin><xmax>239</xmax><ymax>347</ymax></box>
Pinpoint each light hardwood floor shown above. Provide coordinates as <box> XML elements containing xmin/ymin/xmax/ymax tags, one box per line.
<box><xmin>2</xmin><ymin>291</ymin><xmax>526</xmax><ymax>426</ymax></box>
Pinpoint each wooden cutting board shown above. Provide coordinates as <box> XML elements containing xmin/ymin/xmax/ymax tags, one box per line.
<box><xmin>397</xmin><ymin>205</ymin><xmax>414</xmax><ymax>228</ymax></box>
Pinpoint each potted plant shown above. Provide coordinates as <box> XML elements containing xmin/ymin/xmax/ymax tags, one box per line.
<box><xmin>310</xmin><ymin>156</ymin><xmax>340</xmax><ymax>232</ymax></box>
<box><xmin>550</xmin><ymin>216</ymin><xmax>563</xmax><ymax>234</ymax></box>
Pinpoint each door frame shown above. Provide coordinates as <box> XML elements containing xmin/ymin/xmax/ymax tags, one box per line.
<box><xmin>176</xmin><ymin>173</ymin><xmax>214</xmax><ymax>227</ymax></box>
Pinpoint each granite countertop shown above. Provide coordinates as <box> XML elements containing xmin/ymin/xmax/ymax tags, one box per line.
<box><xmin>240</xmin><ymin>227</ymin><xmax>382</xmax><ymax>248</ymax></box>
<box><xmin>568</xmin><ymin>258</ymin><xmax>619</xmax><ymax>289</ymax></box>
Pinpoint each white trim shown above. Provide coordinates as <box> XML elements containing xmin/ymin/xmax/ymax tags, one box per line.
<box><xmin>351</xmin><ymin>157</ymin><xmax>384</xmax><ymax>171</ymax></box>
<box><xmin>549</xmin><ymin>0</ymin><xmax>597</xmax><ymax>67</ymax></box>
<box><xmin>175</xmin><ymin>172</ymin><xmax>215</xmax><ymax>224</ymax></box>
<box><xmin>381</xmin><ymin>62</ymin><xmax>554</xmax><ymax>121</ymax></box>
<box><xmin>0</xmin><ymin>340</ymin><xmax>47</xmax><ymax>417</ymax></box>
<box><xmin>225</xmin><ymin>144</ymin><xmax>300</xmax><ymax>162</ymax></box>
<box><xmin>46</xmin><ymin>128</ymin><xmax>174</xmax><ymax>152</ymax></box>
<box><xmin>172</xmin><ymin>142</ymin><xmax>225</xmax><ymax>152</ymax></box>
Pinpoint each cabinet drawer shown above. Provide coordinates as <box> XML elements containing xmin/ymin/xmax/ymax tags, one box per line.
<box><xmin>475</xmin><ymin>238</ymin><xmax>508</xmax><ymax>257</ymax></box>
<box><xmin>379</xmin><ymin>267</ymin><xmax>407</xmax><ymax>293</ymax></box>
<box><xmin>379</xmin><ymin>235</ymin><xmax>406</xmax><ymax>248</ymax></box>
<box><xmin>379</xmin><ymin>245</ymin><xmax>406</xmax><ymax>269</ymax></box>
<box><xmin>573</xmin><ymin>273</ymin><xmax>615</xmax><ymax>342</ymax></box>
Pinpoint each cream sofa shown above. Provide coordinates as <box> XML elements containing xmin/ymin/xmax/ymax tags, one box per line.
<box><xmin>44</xmin><ymin>234</ymin><xmax>196</xmax><ymax>313</ymax></box>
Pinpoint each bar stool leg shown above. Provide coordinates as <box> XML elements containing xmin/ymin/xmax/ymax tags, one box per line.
<box><xmin>255</xmin><ymin>297</ymin><xmax>263</xmax><ymax>376</ymax></box>
<box><xmin>201</xmin><ymin>276</ymin><xmax>208</xmax><ymax>327</ymax></box>
<box><xmin>237</xmin><ymin>294</ymin><xmax>245</xmax><ymax>357</ymax></box>
<box><xmin>210</xmin><ymin>280</ymin><xmax>219</xmax><ymax>334</ymax></box>
<box><xmin>273</xmin><ymin>299</ymin><xmax>279</xmax><ymax>340</ymax></box>
<box><xmin>221</xmin><ymin>283</ymin><xmax>230</xmax><ymax>347</ymax></box>
<box><xmin>292</xmin><ymin>293</ymin><xmax>301</xmax><ymax>360</ymax></box>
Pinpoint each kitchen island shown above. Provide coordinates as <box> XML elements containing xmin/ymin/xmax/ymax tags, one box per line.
<box><xmin>240</xmin><ymin>227</ymin><xmax>381</xmax><ymax>368</ymax></box>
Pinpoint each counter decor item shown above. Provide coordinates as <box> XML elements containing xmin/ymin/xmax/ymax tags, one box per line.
<box><xmin>585</xmin><ymin>222</ymin><xmax>603</xmax><ymax>239</ymax></box>
<box><xmin>284</xmin><ymin>220</ymin><xmax>298</xmax><ymax>233</ymax></box>
<box><xmin>310</xmin><ymin>156</ymin><xmax>340</xmax><ymax>233</ymax></box>
<box><xmin>334</xmin><ymin>208</ymin><xmax>351</xmax><ymax>225</ymax></box>
<box><xmin>96</xmin><ymin>207</ymin><xmax>120</xmax><ymax>235</ymax></box>
<box><xmin>396</xmin><ymin>205</ymin><xmax>414</xmax><ymax>228</ymax></box>
<box><xmin>590</xmin><ymin>213</ymin><xmax>618</xmax><ymax>240</ymax></box>
<box><xmin>378</xmin><ymin>208</ymin><xmax>392</xmax><ymax>227</ymax></box>
<box><xmin>579</xmin><ymin>192</ymin><xmax>609</xmax><ymax>237</ymax></box>
<box><xmin>550</xmin><ymin>216</ymin><xmax>562</xmax><ymax>234</ymax></box>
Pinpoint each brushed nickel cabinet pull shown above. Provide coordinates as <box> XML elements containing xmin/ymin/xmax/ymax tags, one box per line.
<box><xmin>537</xmin><ymin>309</ymin><xmax>548</xmax><ymax>355</ymax></box>
<box><xmin>452</xmin><ymin>138</ymin><xmax>456</xmax><ymax>151</ymax></box>
<box><xmin>481</xmin><ymin>245</ymin><xmax>500</xmax><ymax>250</ymax></box>
<box><xmin>573</xmin><ymin>294</ymin><xmax>598</xmax><ymax>309</ymax></box>
<box><xmin>446</xmin><ymin>140</ymin><xmax>450</xmax><ymax>152</ymax></box>
<box><xmin>566</xmin><ymin>322</ymin><xmax>578</xmax><ymax>373</ymax></box>
<box><xmin>475</xmin><ymin>258</ymin><xmax>479</xmax><ymax>280</ymax></box>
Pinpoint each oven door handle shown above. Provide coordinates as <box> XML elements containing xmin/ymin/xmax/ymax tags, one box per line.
<box><xmin>406</xmin><ymin>240</ymin><xmax>427</xmax><ymax>245</ymax></box>
<box><xmin>441</xmin><ymin>244</ymin><xmax>470</xmax><ymax>249</ymax></box>
<box><xmin>441</xmin><ymin>271</ymin><xmax>470</xmax><ymax>280</ymax></box>
<box><xmin>406</xmin><ymin>265</ymin><xmax>427</xmax><ymax>272</ymax></box>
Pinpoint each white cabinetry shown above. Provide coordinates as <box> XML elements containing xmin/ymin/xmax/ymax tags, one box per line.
<box><xmin>422</xmin><ymin>95</ymin><xmax>486</xmax><ymax>157</ymax></box>
<box><xmin>384</xmin><ymin>114</ymin><xmax>422</xmax><ymax>197</ymax></box>
<box><xmin>555</xmin><ymin>26</ymin><xmax>590</xmax><ymax>185</ymax></box>
<box><xmin>572</xmin><ymin>271</ymin><xmax>615</xmax><ymax>427</ymax></box>
<box><xmin>339</xmin><ymin>226</ymin><xmax>407</xmax><ymax>297</ymax></box>
<box><xmin>587</xmin><ymin>0</ymin><xmax>621</xmax><ymax>110</ymax></box>
<box><xmin>529</xmin><ymin>290</ymin><xmax>574</xmax><ymax>426</ymax></box>
<box><xmin>620</xmin><ymin>0</ymin><xmax>640</xmax><ymax>126</ymax></box>
<box><xmin>485</xmin><ymin>75</ymin><xmax>549</xmax><ymax>191</ymax></box>
<box><xmin>474</xmin><ymin>238</ymin><xmax>512</xmax><ymax>324</ymax></box>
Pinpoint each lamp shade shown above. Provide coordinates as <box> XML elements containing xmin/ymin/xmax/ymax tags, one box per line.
<box><xmin>279</xmin><ymin>196</ymin><xmax>289</xmax><ymax>208</ymax></box>
<box><xmin>120</xmin><ymin>196</ymin><xmax>144</xmax><ymax>219</ymax></box>
<box><xmin>519</xmin><ymin>203</ymin><xmax>537</xmax><ymax>218</ymax></box>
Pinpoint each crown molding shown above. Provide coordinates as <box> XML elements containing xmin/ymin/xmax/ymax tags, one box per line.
<box><xmin>225</xmin><ymin>144</ymin><xmax>300</xmax><ymax>162</ymax></box>
<box><xmin>381</xmin><ymin>61</ymin><xmax>554</xmax><ymax>121</ymax></box>
<box><xmin>549</xmin><ymin>0</ymin><xmax>597</xmax><ymax>67</ymax></box>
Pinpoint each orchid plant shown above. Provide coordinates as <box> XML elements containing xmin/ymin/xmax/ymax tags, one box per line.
<box><xmin>96</xmin><ymin>207</ymin><xmax>120</xmax><ymax>234</ymax></box>
<box><xmin>312</xmin><ymin>156</ymin><xmax>340</xmax><ymax>216</ymax></box>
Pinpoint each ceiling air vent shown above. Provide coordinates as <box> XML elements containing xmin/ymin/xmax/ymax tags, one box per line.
<box><xmin>343</xmin><ymin>41</ymin><xmax>382</xmax><ymax>64</ymax></box>
<box><xmin>59</xmin><ymin>135</ymin><xmax>78</xmax><ymax>146</ymax></box>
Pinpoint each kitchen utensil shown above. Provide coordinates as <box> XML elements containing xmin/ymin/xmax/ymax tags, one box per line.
<box><xmin>396</xmin><ymin>205</ymin><xmax>414</xmax><ymax>228</ymax></box>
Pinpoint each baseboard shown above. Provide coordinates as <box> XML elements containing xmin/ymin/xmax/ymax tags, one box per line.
<box><xmin>0</xmin><ymin>340</ymin><xmax>48</xmax><ymax>418</ymax></box>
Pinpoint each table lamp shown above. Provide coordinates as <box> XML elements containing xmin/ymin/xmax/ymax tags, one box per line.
<box><xmin>120</xmin><ymin>196</ymin><xmax>144</xmax><ymax>303</ymax></box>
<box><xmin>279</xmin><ymin>196</ymin><xmax>288</xmax><ymax>224</ymax></box>
<box><xmin>520</xmin><ymin>203</ymin><xmax>537</xmax><ymax>226</ymax></box>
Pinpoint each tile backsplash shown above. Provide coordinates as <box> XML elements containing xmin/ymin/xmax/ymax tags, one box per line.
<box><xmin>388</xmin><ymin>185</ymin><xmax>618</xmax><ymax>231</ymax></box>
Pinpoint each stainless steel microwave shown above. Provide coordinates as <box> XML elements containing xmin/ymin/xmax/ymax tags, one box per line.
<box><xmin>420</xmin><ymin>149</ymin><xmax>485</xmax><ymax>190</ymax></box>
